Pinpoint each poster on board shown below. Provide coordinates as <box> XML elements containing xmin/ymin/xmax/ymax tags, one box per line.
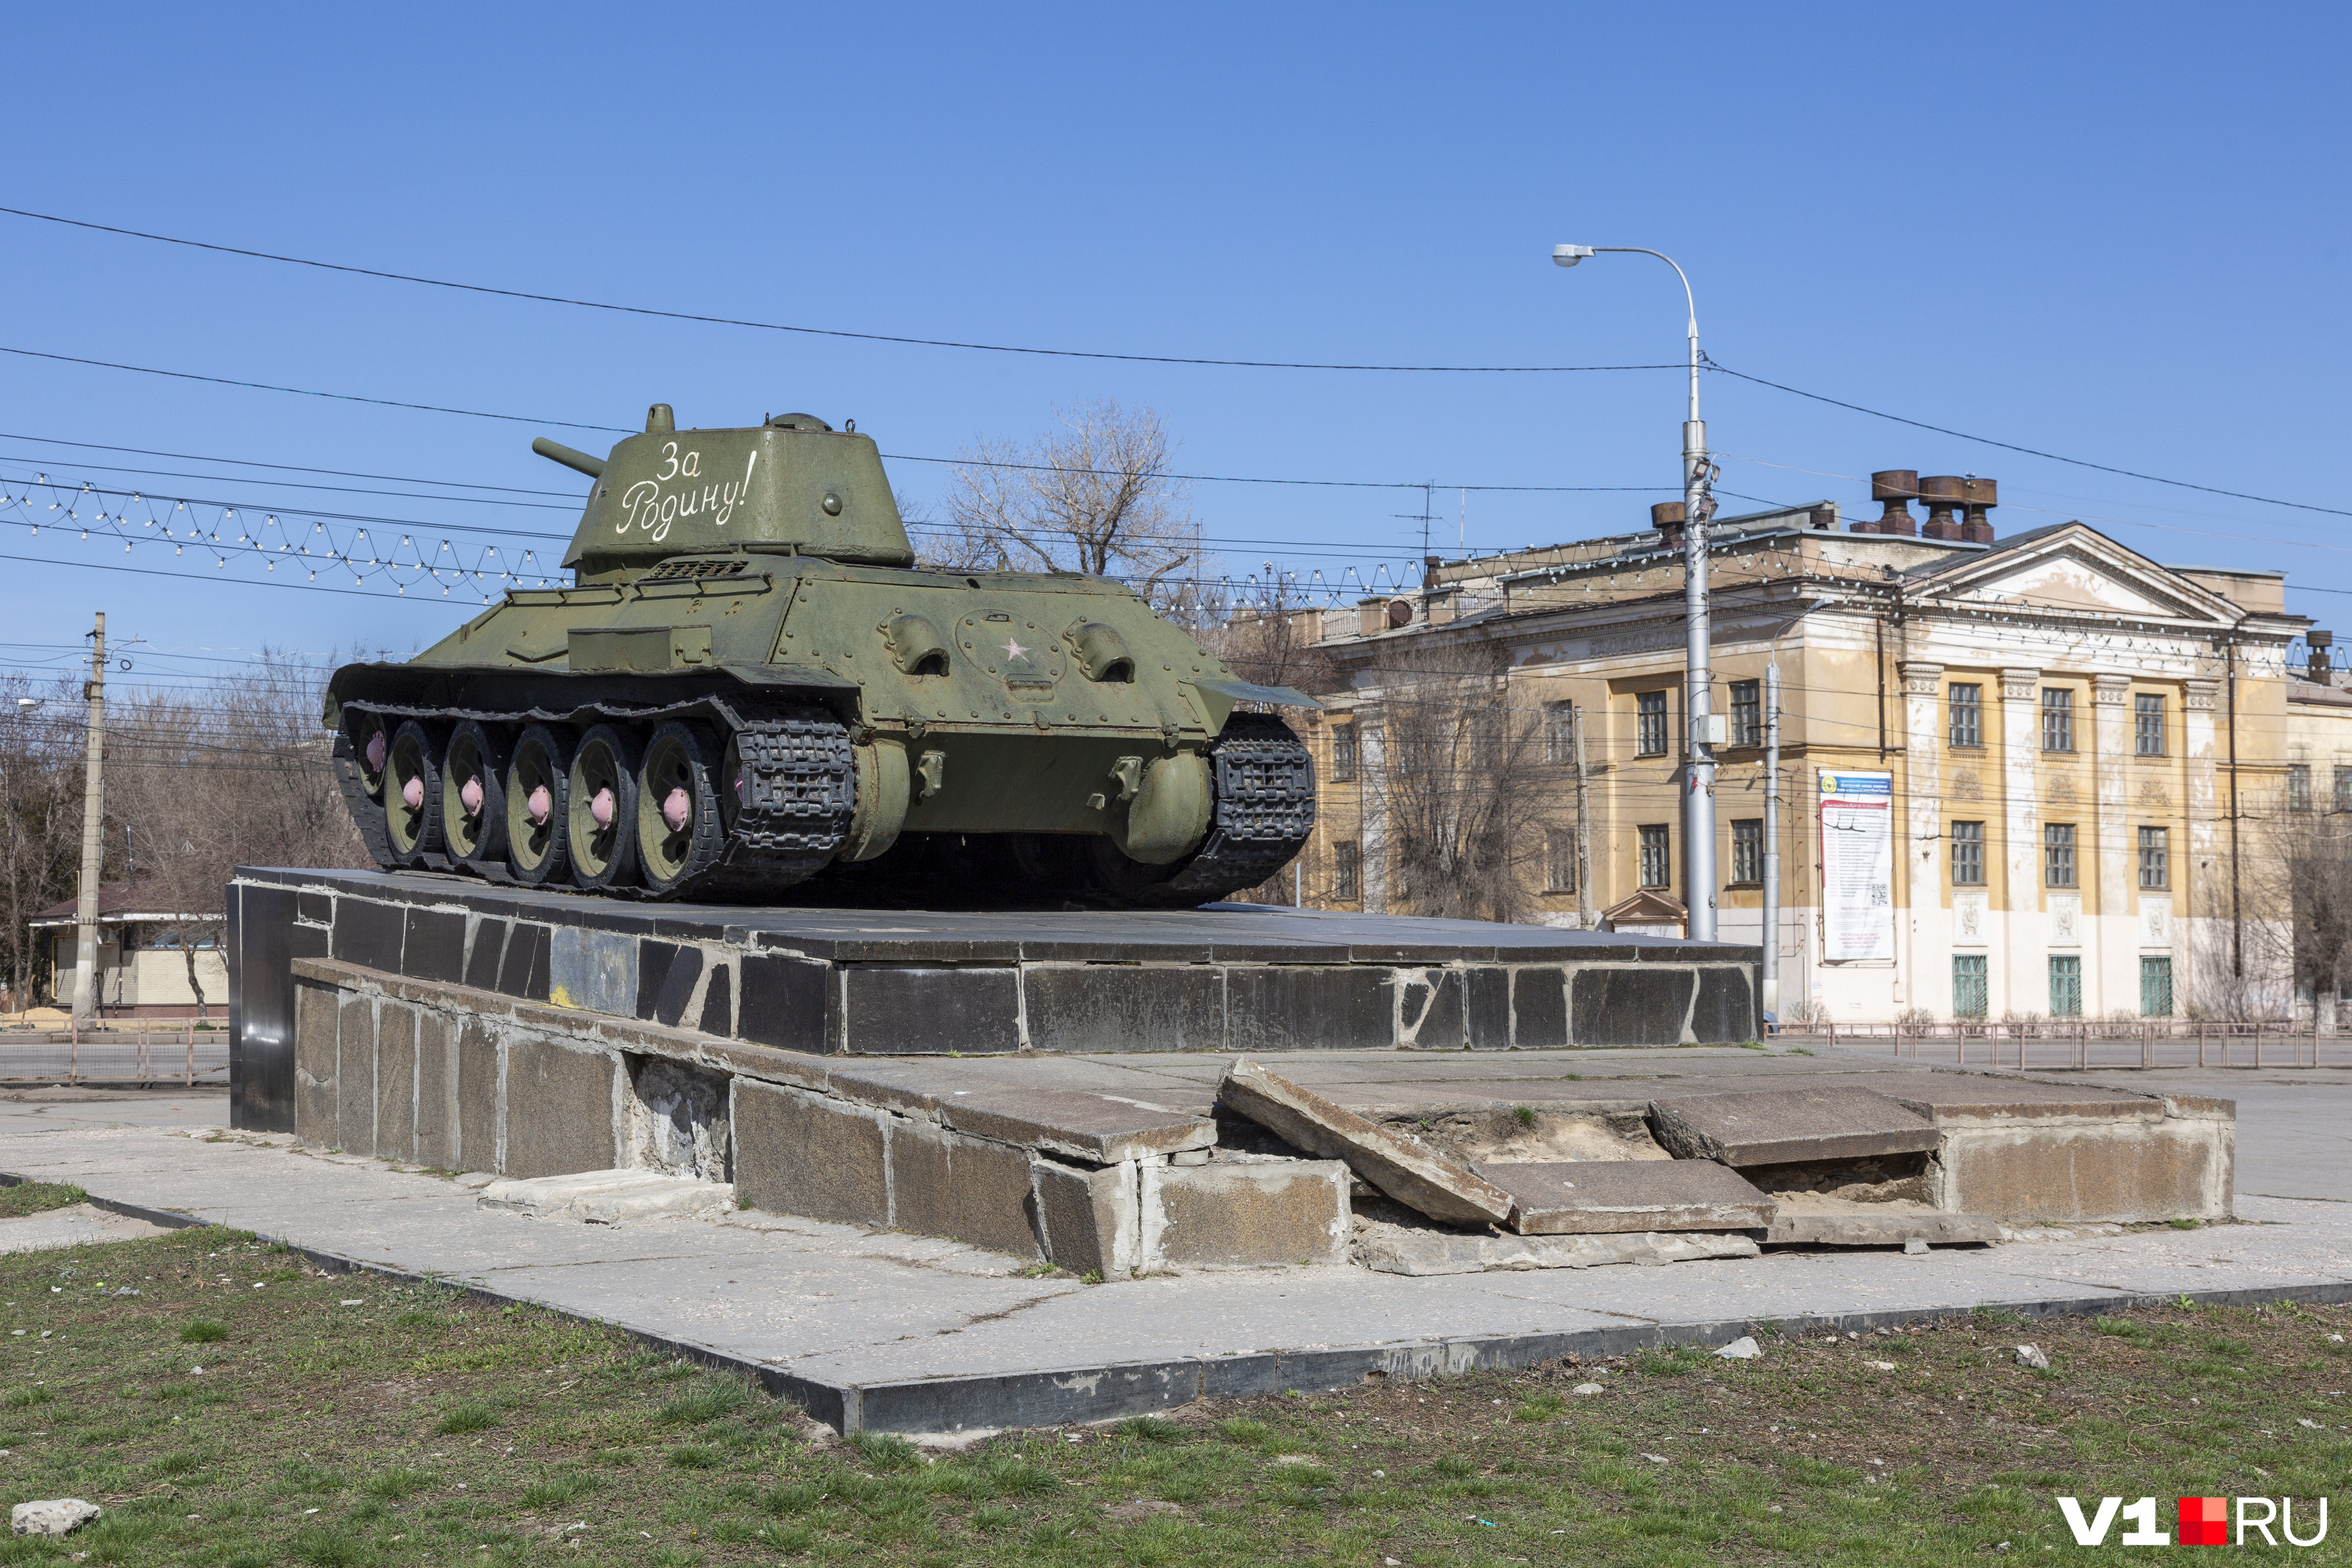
<box><xmin>1819</xmin><ymin>769</ymin><xmax>1894</xmax><ymax>962</ymax></box>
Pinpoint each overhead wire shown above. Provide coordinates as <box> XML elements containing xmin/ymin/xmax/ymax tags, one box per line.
<box><xmin>6</xmin><ymin>204</ymin><xmax>2341</xmax><ymax>517</ymax></box>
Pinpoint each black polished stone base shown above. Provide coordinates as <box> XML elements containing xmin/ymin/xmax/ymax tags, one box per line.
<box><xmin>228</xmin><ymin>867</ymin><xmax>1759</xmax><ymax>1134</ymax></box>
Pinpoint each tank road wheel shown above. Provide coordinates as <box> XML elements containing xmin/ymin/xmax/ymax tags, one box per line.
<box><xmin>333</xmin><ymin>709</ymin><xmax>397</xmax><ymax>869</ymax></box>
<box><xmin>636</xmin><ymin>720</ymin><xmax>724</xmax><ymax>895</ymax></box>
<box><xmin>382</xmin><ymin>720</ymin><xmax>448</xmax><ymax>867</ymax></box>
<box><xmin>504</xmin><ymin>724</ymin><xmax>573</xmax><ymax>887</ymax></box>
<box><xmin>441</xmin><ymin>720</ymin><xmax>510</xmax><ymax>869</ymax></box>
<box><xmin>567</xmin><ymin>724</ymin><xmax>643</xmax><ymax>891</ymax></box>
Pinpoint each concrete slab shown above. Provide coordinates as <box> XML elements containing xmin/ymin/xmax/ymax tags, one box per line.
<box><xmin>1472</xmin><ymin>1160</ymin><xmax>1773</xmax><ymax>1235</ymax></box>
<box><xmin>1649</xmin><ymin>1085</ymin><xmax>1942</xmax><ymax>1167</ymax></box>
<box><xmin>478</xmin><ymin>1168</ymin><xmax>737</xmax><ymax>1225</ymax></box>
<box><xmin>1217</xmin><ymin>1058</ymin><xmax>1512</xmax><ymax>1225</ymax></box>
<box><xmin>0</xmin><ymin>1202</ymin><xmax>176</xmax><ymax>1253</ymax></box>
<box><xmin>1763</xmin><ymin>1200</ymin><xmax>2000</xmax><ymax>1247</ymax></box>
<box><xmin>1355</xmin><ymin>1219</ymin><xmax>1760</xmax><ymax>1277</ymax></box>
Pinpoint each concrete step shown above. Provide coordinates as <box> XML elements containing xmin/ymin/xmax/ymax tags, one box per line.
<box><xmin>1648</xmin><ymin>1086</ymin><xmax>1940</xmax><ymax>1167</ymax></box>
<box><xmin>1472</xmin><ymin>1160</ymin><xmax>1773</xmax><ymax>1236</ymax></box>
<box><xmin>478</xmin><ymin>1167</ymin><xmax>735</xmax><ymax>1225</ymax></box>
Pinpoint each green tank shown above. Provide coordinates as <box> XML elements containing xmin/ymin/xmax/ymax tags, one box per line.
<box><xmin>324</xmin><ymin>404</ymin><xmax>1317</xmax><ymax>906</ymax></box>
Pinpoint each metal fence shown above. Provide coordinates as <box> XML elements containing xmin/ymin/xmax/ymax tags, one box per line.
<box><xmin>1784</xmin><ymin>1018</ymin><xmax>2341</xmax><ymax>1071</ymax></box>
<box><xmin>0</xmin><ymin>1023</ymin><xmax>228</xmax><ymax>1085</ymax></box>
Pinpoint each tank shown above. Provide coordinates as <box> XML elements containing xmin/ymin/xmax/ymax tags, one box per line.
<box><xmin>323</xmin><ymin>404</ymin><xmax>1317</xmax><ymax>906</ymax></box>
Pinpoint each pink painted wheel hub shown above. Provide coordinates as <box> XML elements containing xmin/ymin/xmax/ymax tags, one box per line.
<box><xmin>525</xmin><ymin>784</ymin><xmax>552</xmax><ymax>826</ymax></box>
<box><xmin>662</xmin><ymin>787</ymin><xmax>691</xmax><ymax>833</ymax></box>
<box><xmin>590</xmin><ymin>786</ymin><xmax>615</xmax><ymax>829</ymax></box>
<box><xmin>459</xmin><ymin>776</ymin><xmax>484</xmax><ymax>817</ymax></box>
<box><xmin>365</xmin><ymin>731</ymin><xmax>387</xmax><ymax>772</ymax></box>
<box><xmin>400</xmin><ymin>775</ymin><xmax>424</xmax><ymax>811</ymax></box>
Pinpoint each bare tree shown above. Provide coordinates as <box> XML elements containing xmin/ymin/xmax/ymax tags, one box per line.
<box><xmin>0</xmin><ymin>673</ymin><xmax>89</xmax><ymax>1007</ymax></box>
<box><xmin>1358</xmin><ymin>640</ymin><xmax>1563</xmax><ymax>924</ymax></box>
<box><xmin>940</xmin><ymin>399</ymin><xmax>1209</xmax><ymax>612</ymax></box>
<box><xmin>2234</xmin><ymin>802</ymin><xmax>2352</xmax><ymax>1025</ymax></box>
<box><xmin>106</xmin><ymin>652</ymin><xmax>369</xmax><ymax>1022</ymax></box>
<box><xmin>1207</xmin><ymin>570</ymin><xmax>1341</xmax><ymax>697</ymax></box>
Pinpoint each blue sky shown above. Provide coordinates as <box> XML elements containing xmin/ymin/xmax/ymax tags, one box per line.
<box><xmin>3</xmin><ymin>2</ymin><xmax>2346</xmax><ymax>688</ymax></box>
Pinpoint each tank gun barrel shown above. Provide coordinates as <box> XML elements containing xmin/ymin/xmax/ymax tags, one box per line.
<box><xmin>532</xmin><ymin>437</ymin><xmax>606</xmax><ymax>480</ymax></box>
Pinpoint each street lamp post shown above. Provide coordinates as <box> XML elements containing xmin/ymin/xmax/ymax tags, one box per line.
<box><xmin>1553</xmin><ymin>244</ymin><xmax>1719</xmax><ymax>939</ymax></box>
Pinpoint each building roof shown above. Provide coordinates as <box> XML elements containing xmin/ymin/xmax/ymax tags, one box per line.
<box><xmin>31</xmin><ymin>880</ymin><xmax>222</xmax><ymax>927</ymax></box>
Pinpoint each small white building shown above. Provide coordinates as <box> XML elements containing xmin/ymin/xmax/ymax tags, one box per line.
<box><xmin>31</xmin><ymin>881</ymin><xmax>226</xmax><ymax>1018</ymax></box>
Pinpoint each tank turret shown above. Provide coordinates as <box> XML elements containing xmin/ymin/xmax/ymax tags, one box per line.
<box><xmin>323</xmin><ymin>406</ymin><xmax>1317</xmax><ymax>908</ymax></box>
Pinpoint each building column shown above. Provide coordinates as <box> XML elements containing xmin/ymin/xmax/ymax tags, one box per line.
<box><xmin>2091</xmin><ymin>675</ymin><xmax>2132</xmax><ymax>1018</ymax></box>
<box><xmin>1899</xmin><ymin>660</ymin><xmax>1944</xmax><ymax>1017</ymax></box>
<box><xmin>2182</xmin><ymin>677</ymin><xmax>2222</xmax><ymax>1014</ymax></box>
<box><xmin>1359</xmin><ymin>717</ymin><xmax>1388</xmax><ymax>915</ymax></box>
<box><xmin>1998</xmin><ymin>667</ymin><xmax>2042</xmax><ymax>1018</ymax></box>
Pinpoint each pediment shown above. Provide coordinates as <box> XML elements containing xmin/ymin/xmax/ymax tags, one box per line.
<box><xmin>1925</xmin><ymin>527</ymin><xmax>2241</xmax><ymax>626</ymax></box>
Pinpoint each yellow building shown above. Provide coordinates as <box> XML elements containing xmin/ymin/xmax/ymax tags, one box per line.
<box><xmin>31</xmin><ymin>880</ymin><xmax>226</xmax><ymax>1018</ymax></box>
<box><xmin>1289</xmin><ymin>496</ymin><xmax>2350</xmax><ymax>1024</ymax></box>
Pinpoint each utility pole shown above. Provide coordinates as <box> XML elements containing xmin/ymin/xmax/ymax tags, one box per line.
<box><xmin>1552</xmin><ymin>242</ymin><xmax>1717</xmax><ymax>938</ymax></box>
<box><xmin>69</xmin><ymin>612</ymin><xmax>106</xmax><ymax>1023</ymax></box>
<box><xmin>1572</xmin><ymin>702</ymin><xmax>1595</xmax><ymax>929</ymax></box>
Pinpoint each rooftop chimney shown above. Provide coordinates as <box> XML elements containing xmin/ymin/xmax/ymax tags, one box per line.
<box><xmin>1861</xmin><ymin>470</ymin><xmax>1918</xmax><ymax>536</ymax></box>
<box><xmin>1650</xmin><ymin>500</ymin><xmax>1686</xmax><ymax>552</ymax></box>
<box><xmin>1809</xmin><ymin>503</ymin><xmax>1838</xmax><ymax>531</ymax></box>
<box><xmin>2311</xmin><ymin>630</ymin><xmax>2334</xmax><ymax>682</ymax></box>
<box><xmin>1357</xmin><ymin>597</ymin><xmax>1388</xmax><ymax>637</ymax></box>
<box><xmin>1959</xmin><ymin>476</ymin><xmax>1998</xmax><ymax>543</ymax></box>
<box><xmin>1918</xmin><ymin>475</ymin><xmax>1965</xmax><ymax>541</ymax></box>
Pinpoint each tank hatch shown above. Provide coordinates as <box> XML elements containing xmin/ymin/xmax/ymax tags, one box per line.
<box><xmin>537</xmin><ymin>405</ymin><xmax>914</xmax><ymax>579</ymax></box>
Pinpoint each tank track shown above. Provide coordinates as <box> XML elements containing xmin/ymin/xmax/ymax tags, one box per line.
<box><xmin>695</xmin><ymin>706</ymin><xmax>855</xmax><ymax>896</ymax></box>
<box><xmin>331</xmin><ymin>702</ymin><xmax>1309</xmax><ymax>908</ymax></box>
<box><xmin>1137</xmin><ymin>712</ymin><xmax>1317</xmax><ymax>906</ymax></box>
<box><xmin>336</xmin><ymin>699</ymin><xmax>855</xmax><ymax>902</ymax></box>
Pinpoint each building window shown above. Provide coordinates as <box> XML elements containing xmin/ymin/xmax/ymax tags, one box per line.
<box><xmin>2288</xmin><ymin>764</ymin><xmax>2312</xmax><ymax>812</ymax></box>
<box><xmin>2043</xmin><ymin>823</ymin><xmax>2077</xmax><ymax>887</ymax></box>
<box><xmin>1730</xmin><ymin>818</ymin><xmax>1762</xmax><ymax>885</ymax></box>
<box><xmin>1729</xmin><ymin>681</ymin><xmax>1762</xmax><ymax>747</ymax></box>
<box><xmin>1638</xmin><ymin>824</ymin><xmax>1671</xmax><ymax>888</ymax></box>
<box><xmin>1545</xmin><ymin>827</ymin><xmax>1577</xmax><ymax>893</ymax></box>
<box><xmin>2338</xmin><ymin>766</ymin><xmax>2352</xmax><ymax>811</ymax></box>
<box><xmin>2041</xmin><ymin>688</ymin><xmax>2074</xmax><ymax>752</ymax></box>
<box><xmin>1333</xmin><ymin>840</ymin><xmax>1360</xmax><ymax>902</ymax></box>
<box><xmin>1951</xmin><ymin>821</ymin><xmax>1985</xmax><ymax>885</ymax></box>
<box><xmin>1948</xmin><ymin>683</ymin><xmax>1983</xmax><ymax>748</ymax></box>
<box><xmin>1544</xmin><ymin>703</ymin><xmax>1576</xmax><ymax>765</ymax></box>
<box><xmin>1952</xmin><ymin>955</ymin><xmax>1988</xmax><ymax>1019</ymax></box>
<box><xmin>2049</xmin><ymin>956</ymin><xmax>2083</xmax><ymax>1018</ymax></box>
<box><xmin>1330</xmin><ymin>724</ymin><xmax>1357</xmax><ymax>783</ymax></box>
<box><xmin>2134</xmin><ymin>692</ymin><xmax>2166</xmax><ymax>756</ymax></box>
<box><xmin>2140</xmin><ymin>956</ymin><xmax>2174</xmax><ymax>1018</ymax></box>
<box><xmin>1635</xmin><ymin>691</ymin><xmax>1669</xmax><ymax>757</ymax></box>
<box><xmin>2138</xmin><ymin>826</ymin><xmax>2169</xmax><ymax>890</ymax></box>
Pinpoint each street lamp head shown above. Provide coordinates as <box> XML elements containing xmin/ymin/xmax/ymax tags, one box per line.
<box><xmin>1552</xmin><ymin>244</ymin><xmax>1595</xmax><ymax>267</ymax></box>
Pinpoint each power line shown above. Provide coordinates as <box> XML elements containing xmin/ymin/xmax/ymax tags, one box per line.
<box><xmin>0</xmin><ymin>207</ymin><xmax>1682</xmax><ymax>375</ymax></box>
<box><xmin>13</xmin><ymin>205</ymin><xmax>2344</xmax><ymax>518</ymax></box>
<box><xmin>1704</xmin><ymin>360</ymin><xmax>2352</xmax><ymax>521</ymax></box>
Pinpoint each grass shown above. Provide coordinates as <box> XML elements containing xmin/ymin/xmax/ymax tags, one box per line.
<box><xmin>0</xmin><ymin>1225</ymin><xmax>2347</xmax><ymax>1563</ymax></box>
<box><xmin>0</xmin><ymin>1180</ymin><xmax>87</xmax><ymax>1218</ymax></box>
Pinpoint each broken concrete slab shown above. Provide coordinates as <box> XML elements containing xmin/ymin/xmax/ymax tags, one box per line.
<box><xmin>1763</xmin><ymin>1200</ymin><xmax>1998</xmax><ymax>1247</ymax></box>
<box><xmin>1354</xmin><ymin>1217</ymin><xmax>1759</xmax><ymax>1277</ymax></box>
<box><xmin>478</xmin><ymin>1167</ymin><xmax>735</xmax><ymax>1225</ymax></box>
<box><xmin>1472</xmin><ymin>1160</ymin><xmax>1774</xmax><ymax>1236</ymax></box>
<box><xmin>935</xmin><ymin>1087</ymin><xmax>1214</xmax><ymax>1164</ymax></box>
<box><xmin>1218</xmin><ymin>1057</ymin><xmax>1512</xmax><ymax>1225</ymax></box>
<box><xmin>1648</xmin><ymin>1086</ymin><xmax>1940</xmax><ymax>1167</ymax></box>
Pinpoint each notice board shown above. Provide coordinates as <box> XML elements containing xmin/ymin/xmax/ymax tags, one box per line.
<box><xmin>1819</xmin><ymin>769</ymin><xmax>1894</xmax><ymax>962</ymax></box>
